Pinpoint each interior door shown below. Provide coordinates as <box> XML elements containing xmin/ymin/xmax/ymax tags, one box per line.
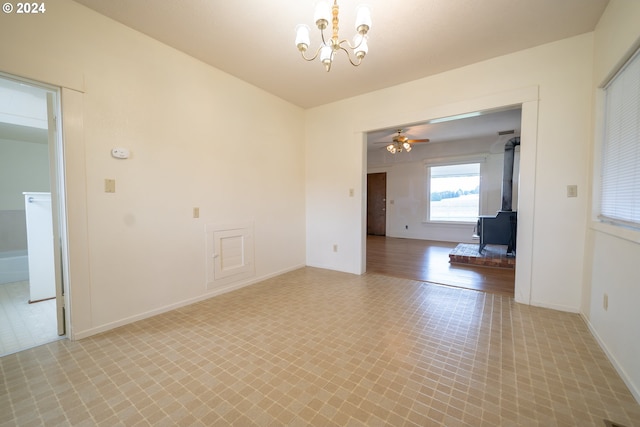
<box><xmin>367</xmin><ymin>172</ymin><xmax>387</xmax><ymax>235</ymax></box>
<box><xmin>46</xmin><ymin>92</ymin><xmax>65</xmax><ymax>336</ymax></box>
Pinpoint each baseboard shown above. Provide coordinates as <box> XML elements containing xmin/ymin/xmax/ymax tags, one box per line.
<box><xmin>71</xmin><ymin>264</ymin><xmax>305</xmax><ymax>340</ymax></box>
<box><xmin>529</xmin><ymin>299</ymin><xmax>580</xmax><ymax>313</ymax></box>
<box><xmin>581</xmin><ymin>313</ymin><xmax>640</xmax><ymax>404</ymax></box>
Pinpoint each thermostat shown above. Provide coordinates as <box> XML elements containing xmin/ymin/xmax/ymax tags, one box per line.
<box><xmin>111</xmin><ymin>148</ymin><xmax>130</xmax><ymax>159</ymax></box>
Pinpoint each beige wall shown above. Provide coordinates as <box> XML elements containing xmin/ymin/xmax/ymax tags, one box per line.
<box><xmin>0</xmin><ymin>0</ymin><xmax>306</xmax><ymax>338</ymax></box>
<box><xmin>306</xmin><ymin>34</ymin><xmax>593</xmax><ymax>313</ymax></box>
<box><xmin>585</xmin><ymin>0</ymin><xmax>640</xmax><ymax>403</ymax></box>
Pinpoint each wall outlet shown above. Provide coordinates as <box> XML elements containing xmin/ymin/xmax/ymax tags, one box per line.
<box><xmin>603</xmin><ymin>293</ymin><xmax>608</xmax><ymax>311</ymax></box>
<box><xmin>104</xmin><ymin>179</ymin><xmax>116</xmax><ymax>193</ymax></box>
<box><xmin>193</xmin><ymin>207</ymin><xmax>200</xmax><ymax>218</ymax></box>
<box><xmin>333</xmin><ymin>244</ymin><xmax>338</xmax><ymax>252</ymax></box>
<box><xmin>567</xmin><ymin>184</ymin><xmax>578</xmax><ymax>198</ymax></box>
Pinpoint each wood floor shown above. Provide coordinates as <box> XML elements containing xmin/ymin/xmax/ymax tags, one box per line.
<box><xmin>366</xmin><ymin>235</ymin><xmax>515</xmax><ymax>297</ymax></box>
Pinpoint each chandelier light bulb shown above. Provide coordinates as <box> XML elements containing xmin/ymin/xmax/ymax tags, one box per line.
<box><xmin>314</xmin><ymin>1</ymin><xmax>331</xmax><ymax>30</ymax></box>
<box><xmin>355</xmin><ymin>5</ymin><xmax>372</xmax><ymax>34</ymax></box>
<box><xmin>320</xmin><ymin>45</ymin><xmax>333</xmax><ymax>71</ymax></box>
<box><xmin>354</xmin><ymin>34</ymin><xmax>368</xmax><ymax>59</ymax></box>
<box><xmin>295</xmin><ymin>24</ymin><xmax>310</xmax><ymax>51</ymax></box>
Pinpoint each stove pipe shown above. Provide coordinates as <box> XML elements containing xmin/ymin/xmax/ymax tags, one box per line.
<box><xmin>501</xmin><ymin>137</ymin><xmax>520</xmax><ymax>211</ymax></box>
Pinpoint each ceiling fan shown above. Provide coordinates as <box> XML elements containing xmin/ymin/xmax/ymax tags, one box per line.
<box><xmin>378</xmin><ymin>129</ymin><xmax>430</xmax><ymax>153</ymax></box>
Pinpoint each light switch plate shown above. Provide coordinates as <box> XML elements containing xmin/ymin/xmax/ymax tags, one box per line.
<box><xmin>567</xmin><ymin>185</ymin><xmax>578</xmax><ymax>198</ymax></box>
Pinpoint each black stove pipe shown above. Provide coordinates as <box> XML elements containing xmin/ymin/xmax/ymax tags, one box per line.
<box><xmin>501</xmin><ymin>137</ymin><xmax>520</xmax><ymax>211</ymax></box>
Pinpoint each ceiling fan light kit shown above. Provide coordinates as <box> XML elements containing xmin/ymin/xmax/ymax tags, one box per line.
<box><xmin>383</xmin><ymin>129</ymin><xmax>430</xmax><ymax>154</ymax></box>
<box><xmin>295</xmin><ymin>1</ymin><xmax>371</xmax><ymax>72</ymax></box>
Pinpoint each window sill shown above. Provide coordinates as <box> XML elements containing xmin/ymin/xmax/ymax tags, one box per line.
<box><xmin>423</xmin><ymin>221</ymin><xmax>476</xmax><ymax>226</ymax></box>
<box><xmin>590</xmin><ymin>221</ymin><xmax>640</xmax><ymax>245</ymax></box>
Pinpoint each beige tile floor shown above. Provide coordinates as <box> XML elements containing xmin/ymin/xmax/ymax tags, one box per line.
<box><xmin>1</xmin><ymin>267</ymin><xmax>639</xmax><ymax>426</ymax></box>
<box><xmin>0</xmin><ymin>281</ymin><xmax>60</xmax><ymax>357</ymax></box>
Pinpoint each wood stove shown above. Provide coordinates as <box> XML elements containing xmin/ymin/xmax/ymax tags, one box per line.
<box><xmin>476</xmin><ymin>137</ymin><xmax>520</xmax><ymax>257</ymax></box>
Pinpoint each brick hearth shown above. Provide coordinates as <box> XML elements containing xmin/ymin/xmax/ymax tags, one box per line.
<box><xmin>449</xmin><ymin>243</ymin><xmax>515</xmax><ymax>269</ymax></box>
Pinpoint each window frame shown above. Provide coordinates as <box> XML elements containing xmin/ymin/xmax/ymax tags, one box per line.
<box><xmin>592</xmin><ymin>45</ymin><xmax>640</xmax><ymax>243</ymax></box>
<box><xmin>423</xmin><ymin>155</ymin><xmax>486</xmax><ymax>224</ymax></box>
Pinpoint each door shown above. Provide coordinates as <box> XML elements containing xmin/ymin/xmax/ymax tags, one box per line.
<box><xmin>367</xmin><ymin>172</ymin><xmax>386</xmax><ymax>235</ymax></box>
<box><xmin>46</xmin><ymin>92</ymin><xmax>65</xmax><ymax>336</ymax></box>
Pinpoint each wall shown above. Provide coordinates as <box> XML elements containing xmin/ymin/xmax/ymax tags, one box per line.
<box><xmin>367</xmin><ymin>136</ymin><xmax>519</xmax><ymax>243</ymax></box>
<box><xmin>0</xmin><ymin>0</ymin><xmax>306</xmax><ymax>338</ymax></box>
<box><xmin>306</xmin><ymin>33</ymin><xmax>593</xmax><ymax>312</ymax></box>
<box><xmin>584</xmin><ymin>0</ymin><xmax>640</xmax><ymax>402</ymax></box>
<box><xmin>0</xmin><ymin>139</ymin><xmax>49</xmax><ymax>252</ymax></box>
<box><xmin>0</xmin><ymin>79</ymin><xmax>51</xmax><ymax>251</ymax></box>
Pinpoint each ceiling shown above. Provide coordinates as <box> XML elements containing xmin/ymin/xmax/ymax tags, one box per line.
<box><xmin>71</xmin><ymin>0</ymin><xmax>609</xmax><ymax>110</ymax></box>
<box><xmin>367</xmin><ymin>107</ymin><xmax>522</xmax><ymax>152</ymax></box>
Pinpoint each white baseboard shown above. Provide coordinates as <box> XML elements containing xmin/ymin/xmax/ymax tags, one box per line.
<box><xmin>581</xmin><ymin>313</ymin><xmax>640</xmax><ymax>404</ymax></box>
<box><xmin>71</xmin><ymin>264</ymin><xmax>305</xmax><ymax>340</ymax></box>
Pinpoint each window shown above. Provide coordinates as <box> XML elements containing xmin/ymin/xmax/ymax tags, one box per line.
<box><xmin>427</xmin><ymin>162</ymin><xmax>480</xmax><ymax>222</ymax></box>
<box><xmin>600</xmin><ymin>47</ymin><xmax>640</xmax><ymax>230</ymax></box>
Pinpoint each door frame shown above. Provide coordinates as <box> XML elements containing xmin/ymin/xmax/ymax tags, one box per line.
<box><xmin>1</xmin><ymin>71</ymin><xmax>69</xmax><ymax>337</ymax></box>
<box><xmin>359</xmin><ymin>86</ymin><xmax>539</xmax><ymax>306</ymax></box>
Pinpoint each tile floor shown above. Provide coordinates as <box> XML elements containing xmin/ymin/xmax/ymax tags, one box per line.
<box><xmin>0</xmin><ymin>281</ymin><xmax>60</xmax><ymax>357</ymax></box>
<box><xmin>1</xmin><ymin>268</ymin><xmax>639</xmax><ymax>426</ymax></box>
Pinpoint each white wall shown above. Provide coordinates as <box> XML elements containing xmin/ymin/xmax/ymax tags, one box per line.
<box><xmin>584</xmin><ymin>0</ymin><xmax>640</xmax><ymax>402</ymax></box>
<box><xmin>0</xmin><ymin>139</ymin><xmax>50</xmax><ymax>210</ymax></box>
<box><xmin>367</xmin><ymin>136</ymin><xmax>519</xmax><ymax>243</ymax></box>
<box><xmin>306</xmin><ymin>34</ymin><xmax>593</xmax><ymax>313</ymax></box>
<box><xmin>0</xmin><ymin>0</ymin><xmax>306</xmax><ymax>338</ymax></box>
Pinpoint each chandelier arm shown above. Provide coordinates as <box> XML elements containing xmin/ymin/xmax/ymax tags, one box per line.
<box><xmin>338</xmin><ymin>45</ymin><xmax>364</xmax><ymax>67</ymax></box>
<box><xmin>320</xmin><ymin>27</ymin><xmax>328</xmax><ymax>47</ymax></box>
<box><xmin>341</xmin><ymin>36</ymin><xmax>365</xmax><ymax>51</ymax></box>
<box><xmin>300</xmin><ymin>44</ymin><xmax>324</xmax><ymax>62</ymax></box>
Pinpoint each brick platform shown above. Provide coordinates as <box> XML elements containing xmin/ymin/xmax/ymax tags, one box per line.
<box><xmin>449</xmin><ymin>243</ymin><xmax>515</xmax><ymax>269</ymax></box>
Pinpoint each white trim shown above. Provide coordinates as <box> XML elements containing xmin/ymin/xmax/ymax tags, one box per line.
<box><xmin>358</xmin><ymin>87</ymin><xmax>539</xmax><ymax>306</ymax></box>
<box><xmin>72</xmin><ymin>264</ymin><xmax>305</xmax><ymax>340</ymax></box>
<box><xmin>582</xmin><ymin>313</ymin><xmax>640</xmax><ymax>403</ymax></box>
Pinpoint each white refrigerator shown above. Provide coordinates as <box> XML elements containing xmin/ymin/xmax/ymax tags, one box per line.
<box><xmin>23</xmin><ymin>192</ymin><xmax>56</xmax><ymax>303</ymax></box>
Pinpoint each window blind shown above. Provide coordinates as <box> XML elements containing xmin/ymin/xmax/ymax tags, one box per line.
<box><xmin>600</xmin><ymin>48</ymin><xmax>640</xmax><ymax>229</ymax></box>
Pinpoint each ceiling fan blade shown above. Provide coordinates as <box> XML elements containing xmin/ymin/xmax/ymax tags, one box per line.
<box><xmin>407</xmin><ymin>139</ymin><xmax>430</xmax><ymax>143</ymax></box>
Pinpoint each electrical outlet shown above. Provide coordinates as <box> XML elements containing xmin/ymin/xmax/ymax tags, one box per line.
<box><xmin>603</xmin><ymin>293</ymin><xmax>608</xmax><ymax>311</ymax></box>
<box><xmin>567</xmin><ymin>185</ymin><xmax>578</xmax><ymax>198</ymax></box>
<box><xmin>193</xmin><ymin>207</ymin><xmax>200</xmax><ymax>218</ymax></box>
<box><xmin>104</xmin><ymin>179</ymin><xmax>116</xmax><ymax>193</ymax></box>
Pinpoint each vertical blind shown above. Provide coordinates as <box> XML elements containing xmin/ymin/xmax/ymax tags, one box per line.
<box><xmin>600</xmin><ymin>47</ymin><xmax>640</xmax><ymax>229</ymax></box>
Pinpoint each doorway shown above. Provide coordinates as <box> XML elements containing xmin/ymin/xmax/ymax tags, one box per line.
<box><xmin>0</xmin><ymin>74</ymin><xmax>66</xmax><ymax>356</ymax></box>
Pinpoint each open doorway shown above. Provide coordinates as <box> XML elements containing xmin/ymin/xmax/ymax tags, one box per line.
<box><xmin>365</xmin><ymin>108</ymin><xmax>521</xmax><ymax>296</ymax></box>
<box><xmin>0</xmin><ymin>74</ymin><xmax>66</xmax><ymax>356</ymax></box>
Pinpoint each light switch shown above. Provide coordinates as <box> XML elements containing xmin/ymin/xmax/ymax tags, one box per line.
<box><xmin>104</xmin><ymin>179</ymin><xmax>116</xmax><ymax>193</ymax></box>
<box><xmin>193</xmin><ymin>207</ymin><xmax>200</xmax><ymax>218</ymax></box>
<box><xmin>567</xmin><ymin>185</ymin><xmax>578</xmax><ymax>198</ymax></box>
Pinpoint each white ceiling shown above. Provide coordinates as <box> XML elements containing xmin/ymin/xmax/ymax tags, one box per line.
<box><xmin>71</xmin><ymin>0</ymin><xmax>609</xmax><ymax>110</ymax></box>
<box><xmin>368</xmin><ymin>107</ymin><xmax>522</xmax><ymax>147</ymax></box>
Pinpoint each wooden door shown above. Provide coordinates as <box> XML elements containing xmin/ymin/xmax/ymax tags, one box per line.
<box><xmin>367</xmin><ymin>173</ymin><xmax>387</xmax><ymax>235</ymax></box>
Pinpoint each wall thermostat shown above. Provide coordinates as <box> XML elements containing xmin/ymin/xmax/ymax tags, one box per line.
<box><xmin>111</xmin><ymin>147</ymin><xmax>130</xmax><ymax>159</ymax></box>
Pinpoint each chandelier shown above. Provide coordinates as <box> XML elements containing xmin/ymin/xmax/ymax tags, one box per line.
<box><xmin>295</xmin><ymin>1</ymin><xmax>372</xmax><ymax>72</ymax></box>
